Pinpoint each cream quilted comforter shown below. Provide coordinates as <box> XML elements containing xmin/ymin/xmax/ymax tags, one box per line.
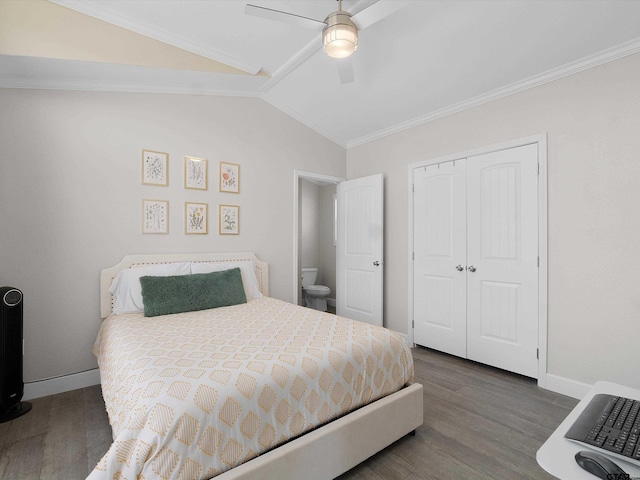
<box><xmin>88</xmin><ymin>297</ymin><xmax>414</xmax><ymax>479</ymax></box>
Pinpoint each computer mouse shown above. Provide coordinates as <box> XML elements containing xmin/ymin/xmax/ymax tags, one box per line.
<box><xmin>575</xmin><ymin>450</ymin><xmax>628</xmax><ymax>479</ymax></box>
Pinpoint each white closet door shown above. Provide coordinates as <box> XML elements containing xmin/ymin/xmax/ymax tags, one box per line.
<box><xmin>466</xmin><ymin>144</ymin><xmax>539</xmax><ymax>378</ymax></box>
<box><xmin>413</xmin><ymin>161</ymin><xmax>467</xmax><ymax>357</ymax></box>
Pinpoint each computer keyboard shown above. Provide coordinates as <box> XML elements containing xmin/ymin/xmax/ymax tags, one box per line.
<box><xmin>566</xmin><ymin>394</ymin><xmax>640</xmax><ymax>466</ymax></box>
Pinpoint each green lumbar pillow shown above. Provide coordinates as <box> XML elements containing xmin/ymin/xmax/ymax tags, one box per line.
<box><xmin>140</xmin><ymin>268</ymin><xmax>247</xmax><ymax>317</ymax></box>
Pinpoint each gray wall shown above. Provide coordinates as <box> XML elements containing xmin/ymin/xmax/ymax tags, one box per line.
<box><xmin>0</xmin><ymin>89</ymin><xmax>345</xmax><ymax>382</ymax></box>
<box><xmin>347</xmin><ymin>52</ymin><xmax>640</xmax><ymax>389</ymax></box>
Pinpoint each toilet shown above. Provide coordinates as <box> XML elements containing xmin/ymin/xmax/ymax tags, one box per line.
<box><xmin>301</xmin><ymin>267</ymin><xmax>331</xmax><ymax>311</ymax></box>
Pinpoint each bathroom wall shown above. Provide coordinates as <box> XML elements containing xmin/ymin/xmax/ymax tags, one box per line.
<box><xmin>299</xmin><ymin>179</ymin><xmax>336</xmax><ymax>302</ymax></box>
<box><xmin>317</xmin><ymin>184</ymin><xmax>336</xmax><ymax>295</ymax></box>
<box><xmin>300</xmin><ymin>180</ymin><xmax>320</xmax><ymax>272</ymax></box>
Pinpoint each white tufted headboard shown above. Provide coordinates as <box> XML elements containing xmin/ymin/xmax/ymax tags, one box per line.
<box><xmin>100</xmin><ymin>252</ymin><xmax>269</xmax><ymax>318</ymax></box>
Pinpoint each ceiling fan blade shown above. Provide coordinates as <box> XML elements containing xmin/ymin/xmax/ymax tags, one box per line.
<box><xmin>245</xmin><ymin>4</ymin><xmax>325</xmax><ymax>30</ymax></box>
<box><xmin>351</xmin><ymin>0</ymin><xmax>408</xmax><ymax>30</ymax></box>
<box><xmin>337</xmin><ymin>57</ymin><xmax>355</xmax><ymax>84</ymax></box>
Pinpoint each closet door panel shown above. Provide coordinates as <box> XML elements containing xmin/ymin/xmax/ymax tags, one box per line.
<box><xmin>413</xmin><ymin>161</ymin><xmax>467</xmax><ymax>357</ymax></box>
<box><xmin>466</xmin><ymin>144</ymin><xmax>539</xmax><ymax>378</ymax></box>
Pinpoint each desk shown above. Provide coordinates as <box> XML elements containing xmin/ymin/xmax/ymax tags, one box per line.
<box><xmin>537</xmin><ymin>381</ymin><xmax>640</xmax><ymax>479</ymax></box>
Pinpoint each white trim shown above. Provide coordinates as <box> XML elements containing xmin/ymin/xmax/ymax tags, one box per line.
<box><xmin>23</xmin><ymin>368</ymin><xmax>100</xmax><ymax>400</ymax></box>
<box><xmin>259</xmin><ymin>38</ymin><xmax>321</xmax><ymax>92</ymax></box>
<box><xmin>407</xmin><ymin>134</ymin><xmax>549</xmax><ymax>384</ymax></box>
<box><xmin>347</xmin><ymin>38</ymin><xmax>640</xmax><ymax>149</ymax></box>
<box><xmin>537</xmin><ymin>134</ymin><xmax>550</xmax><ymax>389</ymax></box>
<box><xmin>293</xmin><ymin>171</ymin><xmax>345</xmax><ymax>305</ymax></box>
<box><xmin>541</xmin><ymin>373</ymin><xmax>591</xmax><ymax>400</ymax></box>
<box><xmin>0</xmin><ymin>76</ymin><xmax>263</xmax><ymax>98</ymax></box>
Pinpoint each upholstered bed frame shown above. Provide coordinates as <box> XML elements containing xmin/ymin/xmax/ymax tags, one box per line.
<box><xmin>99</xmin><ymin>252</ymin><xmax>423</xmax><ymax>480</ymax></box>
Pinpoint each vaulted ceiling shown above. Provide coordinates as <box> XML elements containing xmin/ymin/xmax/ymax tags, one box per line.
<box><xmin>2</xmin><ymin>0</ymin><xmax>640</xmax><ymax>147</ymax></box>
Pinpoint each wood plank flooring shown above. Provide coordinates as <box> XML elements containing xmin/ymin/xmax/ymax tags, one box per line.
<box><xmin>0</xmin><ymin>347</ymin><xmax>577</xmax><ymax>479</ymax></box>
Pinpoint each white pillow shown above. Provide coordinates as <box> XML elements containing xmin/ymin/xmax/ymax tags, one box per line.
<box><xmin>190</xmin><ymin>261</ymin><xmax>262</xmax><ymax>300</ymax></box>
<box><xmin>109</xmin><ymin>262</ymin><xmax>191</xmax><ymax>314</ymax></box>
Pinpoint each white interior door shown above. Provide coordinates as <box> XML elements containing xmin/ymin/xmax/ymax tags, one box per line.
<box><xmin>336</xmin><ymin>174</ymin><xmax>383</xmax><ymax>326</ymax></box>
<box><xmin>413</xmin><ymin>161</ymin><xmax>467</xmax><ymax>356</ymax></box>
<box><xmin>466</xmin><ymin>144</ymin><xmax>539</xmax><ymax>378</ymax></box>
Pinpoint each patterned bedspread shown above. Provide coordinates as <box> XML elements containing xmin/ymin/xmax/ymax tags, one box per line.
<box><xmin>88</xmin><ymin>297</ymin><xmax>414</xmax><ymax>479</ymax></box>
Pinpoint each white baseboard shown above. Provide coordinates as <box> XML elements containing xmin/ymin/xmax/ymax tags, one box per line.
<box><xmin>539</xmin><ymin>372</ymin><xmax>591</xmax><ymax>400</ymax></box>
<box><xmin>327</xmin><ymin>298</ymin><xmax>336</xmax><ymax>307</ymax></box>
<box><xmin>23</xmin><ymin>369</ymin><xmax>101</xmax><ymax>400</ymax></box>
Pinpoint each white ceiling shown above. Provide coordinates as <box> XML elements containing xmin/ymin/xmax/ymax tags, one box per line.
<box><xmin>4</xmin><ymin>0</ymin><xmax>640</xmax><ymax>148</ymax></box>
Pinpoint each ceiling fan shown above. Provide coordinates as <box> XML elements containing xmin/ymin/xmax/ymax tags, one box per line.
<box><xmin>244</xmin><ymin>0</ymin><xmax>405</xmax><ymax>84</ymax></box>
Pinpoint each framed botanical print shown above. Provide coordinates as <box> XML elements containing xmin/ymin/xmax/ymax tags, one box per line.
<box><xmin>185</xmin><ymin>202</ymin><xmax>208</xmax><ymax>234</ymax></box>
<box><xmin>219</xmin><ymin>204</ymin><xmax>239</xmax><ymax>235</ymax></box>
<box><xmin>184</xmin><ymin>156</ymin><xmax>208</xmax><ymax>190</ymax></box>
<box><xmin>142</xmin><ymin>199</ymin><xmax>169</xmax><ymax>234</ymax></box>
<box><xmin>219</xmin><ymin>162</ymin><xmax>240</xmax><ymax>193</ymax></box>
<box><xmin>142</xmin><ymin>150</ymin><xmax>168</xmax><ymax>186</ymax></box>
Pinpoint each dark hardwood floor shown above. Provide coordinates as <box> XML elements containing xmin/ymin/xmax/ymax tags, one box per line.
<box><xmin>0</xmin><ymin>347</ymin><xmax>577</xmax><ymax>479</ymax></box>
<box><xmin>339</xmin><ymin>347</ymin><xmax>577</xmax><ymax>480</ymax></box>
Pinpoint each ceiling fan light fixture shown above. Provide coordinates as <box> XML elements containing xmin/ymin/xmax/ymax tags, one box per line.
<box><xmin>323</xmin><ymin>11</ymin><xmax>358</xmax><ymax>58</ymax></box>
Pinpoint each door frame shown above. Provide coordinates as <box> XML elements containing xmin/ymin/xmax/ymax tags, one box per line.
<box><xmin>407</xmin><ymin>133</ymin><xmax>549</xmax><ymax>385</ymax></box>
<box><xmin>292</xmin><ymin>170</ymin><xmax>345</xmax><ymax>305</ymax></box>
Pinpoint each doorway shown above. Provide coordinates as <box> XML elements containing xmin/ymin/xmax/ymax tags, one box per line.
<box><xmin>293</xmin><ymin>171</ymin><xmax>385</xmax><ymax>327</ymax></box>
<box><xmin>293</xmin><ymin>171</ymin><xmax>344</xmax><ymax>309</ymax></box>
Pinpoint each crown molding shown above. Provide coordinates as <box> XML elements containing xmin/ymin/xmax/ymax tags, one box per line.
<box><xmin>48</xmin><ymin>0</ymin><xmax>262</xmax><ymax>75</ymax></box>
<box><xmin>0</xmin><ymin>76</ymin><xmax>262</xmax><ymax>98</ymax></box>
<box><xmin>346</xmin><ymin>37</ymin><xmax>640</xmax><ymax>149</ymax></box>
<box><xmin>0</xmin><ymin>55</ymin><xmax>267</xmax><ymax>97</ymax></box>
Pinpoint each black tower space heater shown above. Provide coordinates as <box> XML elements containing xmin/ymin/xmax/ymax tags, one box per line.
<box><xmin>0</xmin><ymin>287</ymin><xmax>31</xmax><ymax>423</ymax></box>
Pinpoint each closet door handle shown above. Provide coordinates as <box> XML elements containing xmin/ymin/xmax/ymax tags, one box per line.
<box><xmin>467</xmin><ymin>265</ymin><xmax>476</xmax><ymax>272</ymax></box>
<box><xmin>455</xmin><ymin>265</ymin><xmax>464</xmax><ymax>271</ymax></box>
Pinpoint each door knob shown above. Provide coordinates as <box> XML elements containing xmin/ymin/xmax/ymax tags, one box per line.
<box><xmin>373</xmin><ymin>261</ymin><xmax>381</xmax><ymax>266</ymax></box>
<box><xmin>467</xmin><ymin>265</ymin><xmax>476</xmax><ymax>272</ymax></box>
<box><xmin>455</xmin><ymin>265</ymin><xmax>464</xmax><ymax>271</ymax></box>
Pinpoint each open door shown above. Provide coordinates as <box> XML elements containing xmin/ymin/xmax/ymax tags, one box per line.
<box><xmin>336</xmin><ymin>174</ymin><xmax>384</xmax><ymax>326</ymax></box>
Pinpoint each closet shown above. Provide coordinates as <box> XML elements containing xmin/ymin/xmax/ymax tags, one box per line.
<box><xmin>412</xmin><ymin>143</ymin><xmax>539</xmax><ymax>378</ymax></box>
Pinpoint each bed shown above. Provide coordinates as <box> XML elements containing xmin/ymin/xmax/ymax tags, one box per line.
<box><xmin>90</xmin><ymin>252</ymin><xmax>423</xmax><ymax>480</ymax></box>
